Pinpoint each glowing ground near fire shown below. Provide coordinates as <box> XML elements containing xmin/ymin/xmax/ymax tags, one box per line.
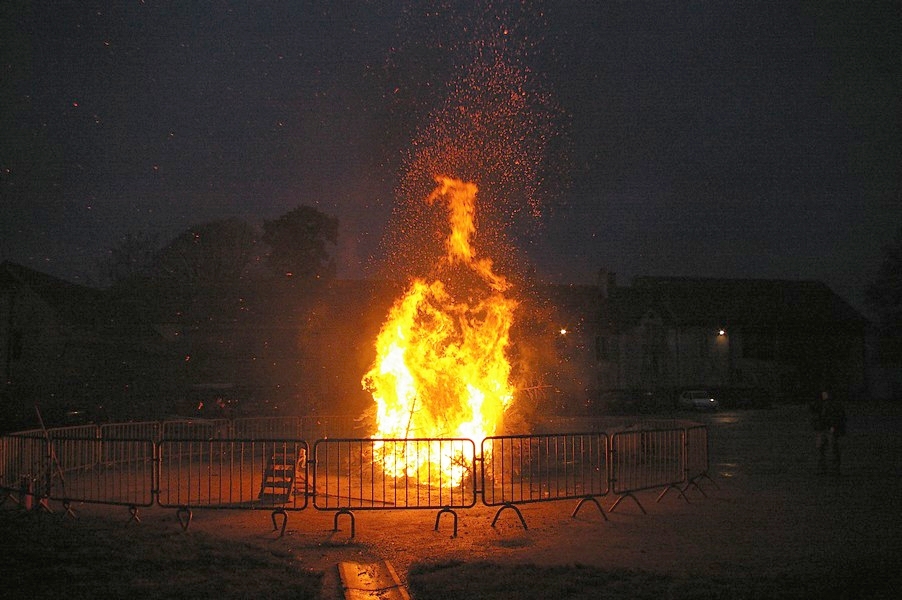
<box><xmin>362</xmin><ymin>177</ymin><xmax>516</xmax><ymax>484</ymax></box>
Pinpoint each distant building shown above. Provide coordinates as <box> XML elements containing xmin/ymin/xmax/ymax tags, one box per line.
<box><xmin>0</xmin><ymin>261</ymin><xmax>170</xmax><ymax>429</ymax></box>
<box><xmin>589</xmin><ymin>272</ymin><xmax>870</xmax><ymax>404</ymax></box>
<box><xmin>169</xmin><ymin>277</ymin><xmax>402</xmax><ymax>417</ymax></box>
<box><xmin>0</xmin><ymin>260</ymin><xmax>876</xmax><ymax>430</ymax></box>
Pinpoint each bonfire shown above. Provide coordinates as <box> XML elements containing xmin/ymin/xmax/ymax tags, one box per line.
<box><xmin>362</xmin><ymin>176</ymin><xmax>517</xmax><ymax>484</ymax></box>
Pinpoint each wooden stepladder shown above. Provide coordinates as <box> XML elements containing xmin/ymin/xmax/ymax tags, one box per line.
<box><xmin>258</xmin><ymin>445</ymin><xmax>306</xmax><ymax>505</ymax></box>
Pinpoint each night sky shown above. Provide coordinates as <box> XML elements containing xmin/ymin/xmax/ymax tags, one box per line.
<box><xmin>2</xmin><ymin>1</ymin><xmax>899</xmax><ymax>313</ymax></box>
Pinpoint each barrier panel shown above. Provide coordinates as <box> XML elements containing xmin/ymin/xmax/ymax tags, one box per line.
<box><xmin>49</xmin><ymin>438</ymin><xmax>155</xmax><ymax>510</ymax></box>
<box><xmin>4</xmin><ymin>417</ymin><xmax>709</xmax><ymax>536</ymax></box>
<box><xmin>313</xmin><ymin>438</ymin><xmax>477</xmax><ymax>510</ymax></box>
<box><xmin>0</xmin><ymin>435</ymin><xmax>51</xmax><ymax>509</ymax></box>
<box><xmin>684</xmin><ymin>424</ymin><xmax>714</xmax><ymax>494</ymax></box>
<box><xmin>609</xmin><ymin>428</ymin><xmax>686</xmax><ymax>513</ymax></box>
<box><xmin>100</xmin><ymin>421</ymin><xmax>161</xmax><ymax>442</ymax></box>
<box><xmin>482</xmin><ymin>433</ymin><xmax>609</xmax><ymax>505</ymax></box>
<box><xmin>313</xmin><ymin>438</ymin><xmax>476</xmax><ymax>538</ymax></box>
<box><xmin>46</xmin><ymin>424</ymin><xmax>100</xmax><ymax>440</ymax></box>
<box><xmin>98</xmin><ymin>423</ymin><xmax>158</xmax><ymax>466</ymax></box>
<box><xmin>299</xmin><ymin>415</ymin><xmax>360</xmax><ymax>440</ymax></box>
<box><xmin>30</xmin><ymin>425</ymin><xmax>103</xmax><ymax>476</ymax></box>
<box><xmin>52</xmin><ymin>434</ymin><xmax>101</xmax><ymax>474</ymax></box>
<box><xmin>161</xmin><ymin>419</ymin><xmax>230</xmax><ymax>440</ymax></box>
<box><xmin>6</xmin><ymin>428</ymin><xmax>43</xmax><ymax>437</ymax></box>
<box><xmin>536</xmin><ymin>417</ymin><xmax>696</xmax><ymax>435</ymax></box>
<box><xmin>157</xmin><ymin>438</ymin><xmax>308</xmax><ymax>511</ymax></box>
<box><xmin>232</xmin><ymin>417</ymin><xmax>301</xmax><ymax>440</ymax></box>
<box><xmin>481</xmin><ymin>433</ymin><xmax>609</xmax><ymax>528</ymax></box>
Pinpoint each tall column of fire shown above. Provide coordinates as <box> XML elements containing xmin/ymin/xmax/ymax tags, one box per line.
<box><xmin>362</xmin><ymin>176</ymin><xmax>517</xmax><ymax>484</ymax></box>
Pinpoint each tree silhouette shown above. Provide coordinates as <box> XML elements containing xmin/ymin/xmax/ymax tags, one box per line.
<box><xmin>262</xmin><ymin>205</ymin><xmax>338</xmax><ymax>281</ymax></box>
<box><xmin>148</xmin><ymin>218</ymin><xmax>259</xmax><ymax>320</ymax></box>
<box><xmin>98</xmin><ymin>232</ymin><xmax>159</xmax><ymax>286</ymax></box>
<box><xmin>154</xmin><ymin>218</ymin><xmax>257</xmax><ymax>284</ymax></box>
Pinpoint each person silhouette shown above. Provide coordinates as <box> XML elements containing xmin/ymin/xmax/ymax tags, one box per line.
<box><xmin>810</xmin><ymin>390</ymin><xmax>846</xmax><ymax>475</ymax></box>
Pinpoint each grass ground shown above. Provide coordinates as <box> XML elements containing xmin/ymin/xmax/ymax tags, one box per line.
<box><xmin>406</xmin><ymin>558</ymin><xmax>902</xmax><ymax>599</ymax></box>
<box><xmin>3</xmin><ymin>507</ymin><xmax>898</xmax><ymax>599</ymax></box>
<box><xmin>3</xmin><ymin>403</ymin><xmax>901</xmax><ymax>598</ymax></box>
<box><xmin>0</xmin><ymin>509</ymin><xmax>321</xmax><ymax>599</ymax></box>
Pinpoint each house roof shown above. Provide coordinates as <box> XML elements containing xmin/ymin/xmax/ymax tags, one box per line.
<box><xmin>0</xmin><ymin>260</ymin><xmax>154</xmax><ymax>335</ymax></box>
<box><xmin>605</xmin><ymin>276</ymin><xmax>868</xmax><ymax>333</ymax></box>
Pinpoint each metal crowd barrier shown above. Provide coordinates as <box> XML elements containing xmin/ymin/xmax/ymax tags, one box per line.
<box><xmin>232</xmin><ymin>416</ymin><xmax>301</xmax><ymax>440</ymax></box>
<box><xmin>482</xmin><ymin>433</ymin><xmax>609</xmax><ymax>528</ymax></box>
<box><xmin>161</xmin><ymin>419</ymin><xmax>230</xmax><ymax>440</ymax></box>
<box><xmin>49</xmin><ymin>438</ymin><xmax>155</xmax><ymax>518</ymax></box>
<box><xmin>608</xmin><ymin>428</ymin><xmax>686</xmax><ymax>513</ymax></box>
<box><xmin>313</xmin><ymin>438</ymin><xmax>476</xmax><ymax>537</ymax></box>
<box><xmin>299</xmin><ymin>415</ymin><xmax>361</xmax><ymax>440</ymax></box>
<box><xmin>683</xmin><ymin>424</ymin><xmax>715</xmax><ymax>494</ymax></box>
<box><xmin>0</xmin><ymin>434</ymin><xmax>50</xmax><ymax>511</ymax></box>
<box><xmin>157</xmin><ymin>438</ymin><xmax>308</xmax><ymax>532</ymax></box>
<box><xmin>0</xmin><ymin>417</ymin><xmax>710</xmax><ymax>538</ymax></box>
<box><xmin>100</xmin><ymin>421</ymin><xmax>161</xmax><ymax>442</ymax></box>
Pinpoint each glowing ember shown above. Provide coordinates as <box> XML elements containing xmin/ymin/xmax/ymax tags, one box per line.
<box><xmin>363</xmin><ymin>176</ymin><xmax>517</xmax><ymax>484</ymax></box>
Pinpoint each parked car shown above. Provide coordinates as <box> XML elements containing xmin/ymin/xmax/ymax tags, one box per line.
<box><xmin>677</xmin><ymin>390</ymin><xmax>719</xmax><ymax>411</ymax></box>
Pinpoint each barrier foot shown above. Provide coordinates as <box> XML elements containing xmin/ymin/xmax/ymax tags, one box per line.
<box><xmin>333</xmin><ymin>508</ymin><xmax>356</xmax><ymax>538</ymax></box>
<box><xmin>271</xmin><ymin>508</ymin><xmax>288</xmax><ymax>537</ymax></box>
<box><xmin>37</xmin><ymin>497</ymin><xmax>53</xmax><ymax>514</ymax></box>
<box><xmin>434</xmin><ymin>507</ymin><xmax>458</xmax><ymax>537</ymax></box>
<box><xmin>127</xmin><ymin>505</ymin><xmax>141</xmax><ymax>524</ymax></box>
<box><xmin>63</xmin><ymin>500</ymin><xmax>77</xmax><ymax>519</ymax></box>
<box><xmin>176</xmin><ymin>506</ymin><xmax>192</xmax><ymax>531</ymax></box>
<box><xmin>682</xmin><ymin>478</ymin><xmax>709</xmax><ymax>498</ymax></box>
<box><xmin>609</xmin><ymin>493</ymin><xmax>646</xmax><ymax>514</ymax></box>
<box><xmin>572</xmin><ymin>496</ymin><xmax>608</xmax><ymax>521</ymax></box>
<box><xmin>491</xmin><ymin>503</ymin><xmax>528</xmax><ymax>530</ymax></box>
<box><xmin>657</xmin><ymin>483</ymin><xmax>689</xmax><ymax>504</ymax></box>
<box><xmin>8</xmin><ymin>490</ymin><xmax>26</xmax><ymax>508</ymax></box>
<box><xmin>686</xmin><ymin>472</ymin><xmax>717</xmax><ymax>494</ymax></box>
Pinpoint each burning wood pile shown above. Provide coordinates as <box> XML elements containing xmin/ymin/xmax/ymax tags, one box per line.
<box><xmin>363</xmin><ymin>177</ymin><xmax>516</xmax><ymax>485</ymax></box>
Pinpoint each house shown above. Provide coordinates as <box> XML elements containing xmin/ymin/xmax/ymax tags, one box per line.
<box><xmin>591</xmin><ymin>273</ymin><xmax>870</xmax><ymax>405</ymax></box>
<box><xmin>1</xmin><ymin>259</ymin><xmax>874</xmax><ymax>429</ymax></box>
<box><xmin>0</xmin><ymin>261</ymin><xmax>171</xmax><ymax>429</ymax></box>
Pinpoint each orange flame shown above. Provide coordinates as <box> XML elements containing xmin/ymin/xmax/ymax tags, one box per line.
<box><xmin>363</xmin><ymin>176</ymin><xmax>517</xmax><ymax>484</ymax></box>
